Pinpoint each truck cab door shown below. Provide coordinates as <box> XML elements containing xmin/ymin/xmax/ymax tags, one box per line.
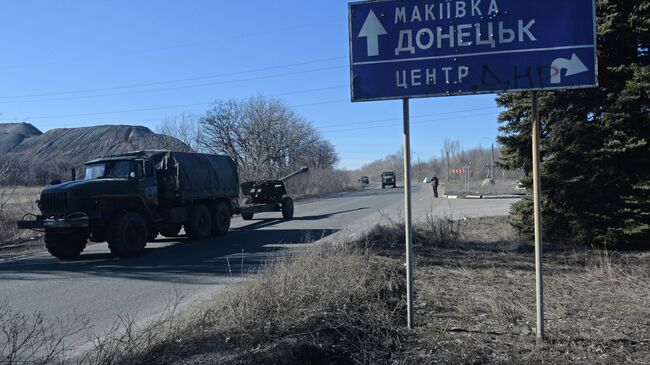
<box><xmin>134</xmin><ymin>159</ymin><xmax>159</xmax><ymax>207</ymax></box>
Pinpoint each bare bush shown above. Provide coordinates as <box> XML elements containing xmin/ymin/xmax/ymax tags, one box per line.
<box><xmin>0</xmin><ymin>162</ymin><xmax>40</xmax><ymax>245</ymax></box>
<box><xmin>420</xmin><ymin>212</ymin><xmax>460</xmax><ymax>246</ymax></box>
<box><xmin>359</xmin><ymin>212</ymin><xmax>460</xmax><ymax>250</ymax></box>
<box><xmin>77</xmin><ymin>296</ymin><xmax>182</xmax><ymax>365</ymax></box>
<box><xmin>0</xmin><ymin>161</ymin><xmax>13</xmax><ymax>213</ymax></box>
<box><xmin>0</xmin><ymin>303</ymin><xmax>90</xmax><ymax>365</ymax></box>
<box><xmin>285</xmin><ymin>168</ymin><xmax>357</xmax><ymax>198</ymax></box>
<box><xmin>0</xmin><ymin>161</ymin><xmax>20</xmax><ymax>244</ymax></box>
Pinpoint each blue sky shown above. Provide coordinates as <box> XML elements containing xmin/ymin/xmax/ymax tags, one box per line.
<box><xmin>0</xmin><ymin>0</ymin><xmax>502</xmax><ymax>170</ymax></box>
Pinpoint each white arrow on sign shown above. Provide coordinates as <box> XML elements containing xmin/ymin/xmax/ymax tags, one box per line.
<box><xmin>550</xmin><ymin>53</ymin><xmax>588</xmax><ymax>84</ymax></box>
<box><xmin>358</xmin><ymin>10</ymin><xmax>387</xmax><ymax>57</ymax></box>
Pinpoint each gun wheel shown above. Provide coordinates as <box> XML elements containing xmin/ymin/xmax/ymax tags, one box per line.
<box><xmin>281</xmin><ymin>197</ymin><xmax>294</xmax><ymax>221</ymax></box>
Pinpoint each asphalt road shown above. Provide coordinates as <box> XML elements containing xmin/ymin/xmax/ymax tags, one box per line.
<box><xmin>0</xmin><ymin>183</ymin><xmax>517</xmax><ymax>355</ymax></box>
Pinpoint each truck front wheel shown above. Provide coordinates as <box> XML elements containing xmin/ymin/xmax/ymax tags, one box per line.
<box><xmin>45</xmin><ymin>229</ymin><xmax>87</xmax><ymax>259</ymax></box>
<box><xmin>211</xmin><ymin>202</ymin><xmax>231</xmax><ymax>236</ymax></box>
<box><xmin>185</xmin><ymin>204</ymin><xmax>212</xmax><ymax>240</ymax></box>
<box><xmin>108</xmin><ymin>212</ymin><xmax>148</xmax><ymax>258</ymax></box>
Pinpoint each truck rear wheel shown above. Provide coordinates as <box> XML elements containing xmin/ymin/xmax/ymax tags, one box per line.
<box><xmin>185</xmin><ymin>204</ymin><xmax>212</xmax><ymax>240</ymax></box>
<box><xmin>108</xmin><ymin>212</ymin><xmax>148</xmax><ymax>258</ymax></box>
<box><xmin>160</xmin><ymin>224</ymin><xmax>182</xmax><ymax>238</ymax></box>
<box><xmin>211</xmin><ymin>202</ymin><xmax>231</xmax><ymax>236</ymax></box>
<box><xmin>241</xmin><ymin>212</ymin><xmax>254</xmax><ymax>220</ymax></box>
<box><xmin>281</xmin><ymin>197</ymin><xmax>294</xmax><ymax>221</ymax></box>
<box><xmin>45</xmin><ymin>229</ymin><xmax>87</xmax><ymax>259</ymax></box>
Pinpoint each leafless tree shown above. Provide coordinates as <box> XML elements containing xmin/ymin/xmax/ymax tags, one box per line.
<box><xmin>156</xmin><ymin>111</ymin><xmax>202</xmax><ymax>152</ymax></box>
<box><xmin>442</xmin><ymin>139</ymin><xmax>461</xmax><ymax>183</ymax></box>
<box><xmin>198</xmin><ymin>96</ymin><xmax>337</xmax><ymax>181</ymax></box>
<box><xmin>356</xmin><ymin>142</ymin><xmax>520</xmax><ymax>185</ymax></box>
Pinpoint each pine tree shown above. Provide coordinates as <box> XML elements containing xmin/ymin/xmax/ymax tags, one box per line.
<box><xmin>497</xmin><ymin>0</ymin><xmax>650</xmax><ymax>247</ymax></box>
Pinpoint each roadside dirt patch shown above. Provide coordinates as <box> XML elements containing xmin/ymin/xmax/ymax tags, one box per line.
<box><xmin>389</xmin><ymin>217</ymin><xmax>650</xmax><ymax>364</ymax></box>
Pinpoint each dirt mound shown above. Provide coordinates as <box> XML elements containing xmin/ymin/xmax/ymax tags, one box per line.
<box><xmin>0</xmin><ymin>123</ymin><xmax>42</xmax><ymax>154</ymax></box>
<box><xmin>2</xmin><ymin>124</ymin><xmax>188</xmax><ymax>166</ymax></box>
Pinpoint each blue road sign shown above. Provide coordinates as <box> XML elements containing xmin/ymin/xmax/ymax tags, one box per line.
<box><xmin>348</xmin><ymin>0</ymin><xmax>597</xmax><ymax>102</ymax></box>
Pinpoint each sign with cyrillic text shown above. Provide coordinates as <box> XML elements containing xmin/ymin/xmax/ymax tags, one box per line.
<box><xmin>348</xmin><ymin>0</ymin><xmax>597</xmax><ymax>101</ymax></box>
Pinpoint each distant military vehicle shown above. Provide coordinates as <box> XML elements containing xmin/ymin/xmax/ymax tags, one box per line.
<box><xmin>239</xmin><ymin>167</ymin><xmax>308</xmax><ymax>221</ymax></box>
<box><xmin>18</xmin><ymin>151</ymin><xmax>241</xmax><ymax>259</ymax></box>
<box><xmin>381</xmin><ymin>171</ymin><xmax>396</xmax><ymax>189</ymax></box>
<box><xmin>358</xmin><ymin>176</ymin><xmax>369</xmax><ymax>184</ymax></box>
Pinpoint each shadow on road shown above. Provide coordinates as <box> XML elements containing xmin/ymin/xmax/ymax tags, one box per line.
<box><xmin>240</xmin><ymin>207</ymin><xmax>371</xmax><ymax>230</ymax></box>
<box><xmin>0</xmin><ymin>228</ymin><xmax>338</xmax><ymax>283</ymax></box>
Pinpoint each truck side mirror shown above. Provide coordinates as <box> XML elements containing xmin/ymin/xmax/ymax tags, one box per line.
<box><xmin>129</xmin><ymin>171</ymin><xmax>136</xmax><ymax>181</ymax></box>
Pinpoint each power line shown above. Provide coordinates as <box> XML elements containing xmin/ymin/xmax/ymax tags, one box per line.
<box><xmin>0</xmin><ymin>57</ymin><xmax>346</xmax><ymax>99</ymax></box>
<box><xmin>24</xmin><ymin>98</ymin><xmax>349</xmax><ymax>121</ymax></box>
<box><xmin>12</xmin><ymin>86</ymin><xmax>349</xmax><ymax>126</ymax></box>
<box><xmin>33</xmin><ymin>108</ymin><xmax>499</xmax><ymax>138</ymax></box>
<box><xmin>320</xmin><ymin>112</ymin><xmax>500</xmax><ymax>134</ymax></box>
<box><xmin>19</xmin><ymin>100</ymin><xmax>497</xmax><ymax>134</ymax></box>
<box><xmin>319</xmin><ymin>107</ymin><xmax>497</xmax><ymax>129</ymax></box>
<box><xmin>0</xmin><ymin>65</ymin><xmax>346</xmax><ymax>104</ymax></box>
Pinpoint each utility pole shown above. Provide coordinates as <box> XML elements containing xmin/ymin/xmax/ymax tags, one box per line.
<box><xmin>490</xmin><ymin>143</ymin><xmax>495</xmax><ymax>180</ymax></box>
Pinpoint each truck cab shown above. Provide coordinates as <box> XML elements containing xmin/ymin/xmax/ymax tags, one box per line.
<box><xmin>18</xmin><ymin>151</ymin><xmax>239</xmax><ymax>260</ymax></box>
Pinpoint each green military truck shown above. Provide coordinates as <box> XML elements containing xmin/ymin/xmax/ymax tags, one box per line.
<box><xmin>18</xmin><ymin>150</ymin><xmax>239</xmax><ymax>259</ymax></box>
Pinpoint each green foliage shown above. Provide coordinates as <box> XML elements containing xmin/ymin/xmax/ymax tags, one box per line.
<box><xmin>497</xmin><ymin>0</ymin><xmax>650</xmax><ymax>247</ymax></box>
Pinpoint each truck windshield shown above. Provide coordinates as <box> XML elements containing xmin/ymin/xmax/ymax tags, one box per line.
<box><xmin>84</xmin><ymin>161</ymin><xmax>131</xmax><ymax>180</ymax></box>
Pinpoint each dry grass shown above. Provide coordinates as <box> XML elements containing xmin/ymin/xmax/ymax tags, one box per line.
<box><xmin>388</xmin><ymin>217</ymin><xmax>650</xmax><ymax>364</ymax></box>
<box><xmin>126</xmin><ymin>215</ymin><xmax>646</xmax><ymax>364</ymax></box>
<box><xmin>359</xmin><ymin>211</ymin><xmax>460</xmax><ymax>251</ymax></box>
<box><xmin>95</xmin><ymin>246</ymin><xmax>406</xmax><ymax>365</ymax></box>
<box><xmin>3</xmin><ymin>214</ymin><xmax>647</xmax><ymax>364</ymax></box>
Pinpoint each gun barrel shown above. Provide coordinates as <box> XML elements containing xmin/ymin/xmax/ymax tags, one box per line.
<box><xmin>279</xmin><ymin>167</ymin><xmax>309</xmax><ymax>182</ymax></box>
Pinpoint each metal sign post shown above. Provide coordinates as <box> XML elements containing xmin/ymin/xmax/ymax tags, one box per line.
<box><xmin>402</xmin><ymin>98</ymin><xmax>415</xmax><ymax>329</ymax></box>
<box><xmin>531</xmin><ymin>91</ymin><xmax>544</xmax><ymax>341</ymax></box>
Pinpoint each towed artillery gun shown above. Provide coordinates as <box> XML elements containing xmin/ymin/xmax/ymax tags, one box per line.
<box><xmin>238</xmin><ymin>167</ymin><xmax>309</xmax><ymax>221</ymax></box>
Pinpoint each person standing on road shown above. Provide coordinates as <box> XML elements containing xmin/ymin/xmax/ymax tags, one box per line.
<box><xmin>432</xmin><ymin>175</ymin><xmax>439</xmax><ymax>198</ymax></box>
